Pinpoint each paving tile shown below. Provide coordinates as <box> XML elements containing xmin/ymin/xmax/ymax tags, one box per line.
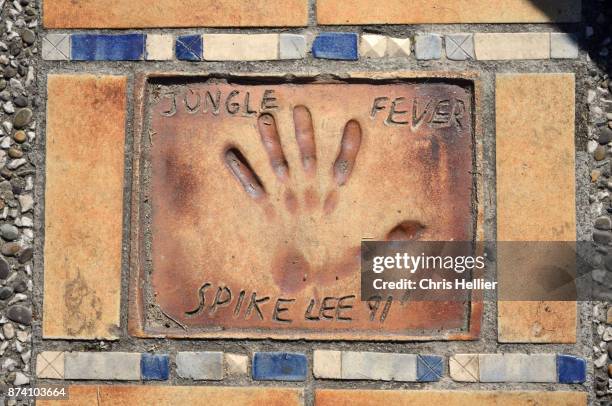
<box><xmin>71</xmin><ymin>34</ymin><xmax>145</xmax><ymax>61</ymax></box>
<box><xmin>414</xmin><ymin>34</ymin><xmax>442</xmax><ymax>60</ymax></box>
<box><xmin>496</xmin><ymin>73</ymin><xmax>577</xmax><ymax>343</ymax></box>
<box><xmin>316</xmin><ymin>0</ymin><xmax>581</xmax><ymax>24</ymax></box>
<box><xmin>474</xmin><ymin>33</ymin><xmax>550</xmax><ymax>60</ymax></box>
<box><xmin>314</xmin><ymin>390</ymin><xmax>587</xmax><ymax>406</ymax></box>
<box><xmin>176</xmin><ymin>34</ymin><xmax>203</xmax><ymax>61</ymax></box>
<box><xmin>557</xmin><ymin>354</ymin><xmax>586</xmax><ymax>384</ymax></box>
<box><xmin>36</xmin><ymin>351</ymin><xmax>65</xmax><ymax>379</ymax></box>
<box><xmin>386</xmin><ymin>37</ymin><xmax>411</xmax><ymax>57</ymax></box>
<box><xmin>38</xmin><ymin>386</ymin><xmax>99</xmax><ymax>406</ymax></box>
<box><xmin>176</xmin><ymin>351</ymin><xmax>224</xmax><ymax>380</ymax></box>
<box><xmin>445</xmin><ymin>34</ymin><xmax>474</xmax><ymax>60</ymax></box>
<box><xmin>146</xmin><ymin>34</ymin><xmax>174</xmax><ymax>60</ymax></box>
<box><xmin>203</xmin><ymin>34</ymin><xmax>278</xmax><ymax>61</ymax></box>
<box><xmin>64</xmin><ymin>352</ymin><xmax>141</xmax><ymax>380</ymax></box>
<box><xmin>312</xmin><ymin>32</ymin><xmax>358</xmax><ymax>60</ymax></box>
<box><xmin>43</xmin><ymin>0</ymin><xmax>308</xmax><ymax>28</ymax></box>
<box><xmin>225</xmin><ymin>353</ymin><xmax>249</xmax><ymax>375</ymax></box>
<box><xmin>252</xmin><ymin>352</ymin><xmax>307</xmax><ymax>381</ymax></box>
<box><xmin>360</xmin><ymin>34</ymin><xmax>387</xmax><ymax>58</ymax></box>
<box><xmin>313</xmin><ymin>350</ymin><xmax>341</xmax><ymax>379</ymax></box>
<box><xmin>40</xmin><ymin>386</ymin><xmax>304</xmax><ymax>406</ymax></box>
<box><xmin>449</xmin><ymin>354</ymin><xmax>479</xmax><ymax>382</ymax></box>
<box><xmin>551</xmin><ymin>33</ymin><xmax>579</xmax><ymax>59</ymax></box>
<box><xmin>42</xmin><ymin>34</ymin><xmax>70</xmax><ymax>60</ymax></box>
<box><xmin>280</xmin><ymin>33</ymin><xmax>308</xmax><ymax>59</ymax></box>
<box><xmin>141</xmin><ymin>354</ymin><xmax>169</xmax><ymax>381</ymax></box>
<box><xmin>341</xmin><ymin>352</ymin><xmax>417</xmax><ymax>381</ymax></box>
<box><xmin>44</xmin><ymin>74</ymin><xmax>126</xmax><ymax>339</ymax></box>
<box><xmin>479</xmin><ymin>354</ymin><xmax>556</xmax><ymax>383</ymax></box>
<box><xmin>417</xmin><ymin>355</ymin><xmax>443</xmax><ymax>382</ymax></box>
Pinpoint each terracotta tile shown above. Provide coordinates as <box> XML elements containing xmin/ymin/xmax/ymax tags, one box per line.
<box><xmin>43</xmin><ymin>74</ymin><xmax>127</xmax><ymax>339</ymax></box>
<box><xmin>317</xmin><ymin>0</ymin><xmax>581</xmax><ymax>24</ymax></box>
<box><xmin>44</xmin><ymin>0</ymin><xmax>308</xmax><ymax>28</ymax></box>
<box><xmin>135</xmin><ymin>79</ymin><xmax>477</xmax><ymax>340</ymax></box>
<box><xmin>315</xmin><ymin>390</ymin><xmax>587</xmax><ymax>406</ymax></box>
<box><xmin>496</xmin><ymin>73</ymin><xmax>576</xmax><ymax>343</ymax></box>
<box><xmin>99</xmin><ymin>385</ymin><xmax>303</xmax><ymax>405</ymax></box>
<box><xmin>37</xmin><ymin>386</ymin><xmax>99</xmax><ymax>406</ymax></box>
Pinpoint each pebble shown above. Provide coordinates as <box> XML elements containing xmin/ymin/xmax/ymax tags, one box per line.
<box><xmin>6</xmin><ymin>305</ymin><xmax>30</xmax><ymax>325</ymax></box>
<box><xmin>596</xmin><ymin>216</ymin><xmax>612</xmax><ymax>230</ymax></box>
<box><xmin>12</xmin><ymin>108</ymin><xmax>31</xmax><ymax>129</ymax></box>
<box><xmin>608</xmin><ymin>342</ymin><xmax>612</xmax><ymax>358</ymax></box>
<box><xmin>0</xmin><ymin>287</ymin><xmax>13</xmax><ymax>300</ymax></box>
<box><xmin>2</xmin><ymin>101</ymin><xmax>14</xmax><ymax>114</ymax></box>
<box><xmin>8</xmin><ymin>148</ymin><xmax>22</xmax><ymax>159</ymax></box>
<box><xmin>605</xmin><ymin>326</ymin><xmax>612</xmax><ymax>341</ymax></box>
<box><xmin>589</xmin><ymin>139</ymin><xmax>599</xmax><ymax>153</ymax></box>
<box><xmin>2</xmin><ymin>242</ymin><xmax>21</xmax><ymax>256</ymax></box>
<box><xmin>1</xmin><ymin>223</ymin><xmax>18</xmax><ymax>240</ymax></box>
<box><xmin>595</xmin><ymin>145</ymin><xmax>608</xmax><ymax>160</ymax></box>
<box><xmin>20</xmin><ymin>29</ymin><xmax>34</xmax><ymax>45</ymax></box>
<box><xmin>595</xmin><ymin>353</ymin><xmax>608</xmax><ymax>368</ymax></box>
<box><xmin>13</xmin><ymin>372</ymin><xmax>29</xmax><ymax>386</ymax></box>
<box><xmin>592</xmin><ymin>170</ymin><xmax>601</xmax><ymax>182</ymax></box>
<box><xmin>12</xmin><ymin>130</ymin><xmax>25</xmax><ymax>144</ymax></box>
<box><xmin>2</xmin><ymin>322</ymin><xmax>14</xmax><ymax>339</ymax></box>
<box><xmin>17</xmin><ymin>247</ymin><xmax>31</xmax><ymax>264</ymax></box>
<box><xmin>0</xmin><ymin>257</ymin><xmax>8</xmax><ymax>279</ymax></box>
<box><xmin>7</xmin><ymin>158</ymin><xmax>25</xmax><ymax>169</ymax></box>
<box><xmin>594</xmin><ymin>229</ymin><xmax>612</xmax><ymax>244</ymax></box>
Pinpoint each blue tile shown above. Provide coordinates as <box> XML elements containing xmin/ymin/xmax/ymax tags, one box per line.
<box><xmin>71</xmin><ymin>34</ymin><xmax>145</xmax><ymax>61</ymax></box>
<box><xmin>176</xmin><ymin>35</ymin><xmax>202</xmax><ymax>61</ymax></box>
<box><xmin>141</xmin><ymin>354</ymin><xmax>169</xmax><ymax>381</ymax></box>
<box><xmin>252</xmin><ymin>352</ymin><xmax>307</xmax><ymax>381</ymax></box>
<box><xmin>417</xmin><ymin>355</ymin><xmax>443</xmax><ymax>382</ymax></box>
<box><xmin>312</xmin><ymin>32</ymin><xmax>358</xmax><ymax>60</ymax></box>
<box><xmin>557</xmin><ymin>354</ymin><xmax>586</xmax><ymax>384</ymax></box>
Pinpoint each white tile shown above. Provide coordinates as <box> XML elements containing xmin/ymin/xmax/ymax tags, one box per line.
<box><xmin>146</xmin><ymin>34</ymin><xmax>174</xmax><ymax>60</ymax></box>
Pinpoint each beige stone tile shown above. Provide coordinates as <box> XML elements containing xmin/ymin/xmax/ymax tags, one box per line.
<box><xmin>203</xmin><ymin>34</ymin><xmax>279</xmax><ymax>61</ymax></box>
<box><xmin>146</xmin><ymin>34</ymin><xmax>174</xmax><ymax>60</ymax></box>
<box><xmin>496</xmin><ymin>73</ymin><xmax>576</xmax><ymax>343</ymax></box>
<box><xmin>43</xmin><ymin>74</ymin><xmax>127</xmax><ymax>339</ymax></box>
<box><xmin>315</xmin><ymin>390</ymin><xmax>587</xmax><ymax>406</ymax></box>
<box><xmin>360</xmin><ymin>34</ymin><xmax>387</xmax><ymax>58</ymax></box>
<box><xmin>44</xmin><ymin>0</ymin><xmax>308</xmax><ymax>28</ymax></box>
<box><xmin>474</xmin><ymin>33</ymin><xmax>550</xmax><ymax>60</ymax></box>
<box><xmin>317</xmin><ymin>0</ymin><xmax>581</xmax><ymax>24</ymax></box>
<box><xmin>36</xmin><ymin>351</ymin><xmax>65</xmax><ymax>379</ymax></box>
<box><xmin>313</xmin><ymin>350</ymin><xmax>341</xmax><ymax>379</ymax></box>
<box><xmin>386</xmin><ymin>37</ymin><xmax>411</xmax><ymax>57</ymax></box>
<box><xmin>449</xmin><ymin>354</ymin><xmax>478</xmax><ymax>382</ymax></box>
<box><xmin>225</xmin><ymin>353</ymin><xmax>249</xmax><ymax>375</ymax></box>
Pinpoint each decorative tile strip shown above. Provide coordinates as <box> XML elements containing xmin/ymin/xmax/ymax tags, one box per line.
<box><xmin>252</xmin><ymin>352</ymin><xmax>308</xmax><ymax>381</ymax></box>
<box><xmin>42</xmin><ymin>32</ymin><xmax>578</xmax><ymax>62</ymax></box>
<box><xmin>312</xmin><ymin>32</ymin><xmax>359</xmax><ymax>60</ymax></box>
<box><xmin>313</xmin><ymin>350</ymin><xmax>442</xmax><ymax>382</ymax></box>
<box><xmin>71</xmin><ymin>34</ymin><xmax>145</xmax><ymax>61</ymax></box>
<box><xmin>449</xmin><ymin>354</ymin><xmax>586</xmax><ymax>383</ymax></box>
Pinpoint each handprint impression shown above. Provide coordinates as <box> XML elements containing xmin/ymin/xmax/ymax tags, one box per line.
<box><xmin>222</xmin><ymin>106</ymin><xmax>425</xmax><ymax>293</ymax></box>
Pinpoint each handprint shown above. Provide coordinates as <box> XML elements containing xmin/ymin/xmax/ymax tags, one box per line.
<box><xmin>223</xmin><ymin>106</ymin><xmax>424</xmax><ymax>293</ymax></box>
